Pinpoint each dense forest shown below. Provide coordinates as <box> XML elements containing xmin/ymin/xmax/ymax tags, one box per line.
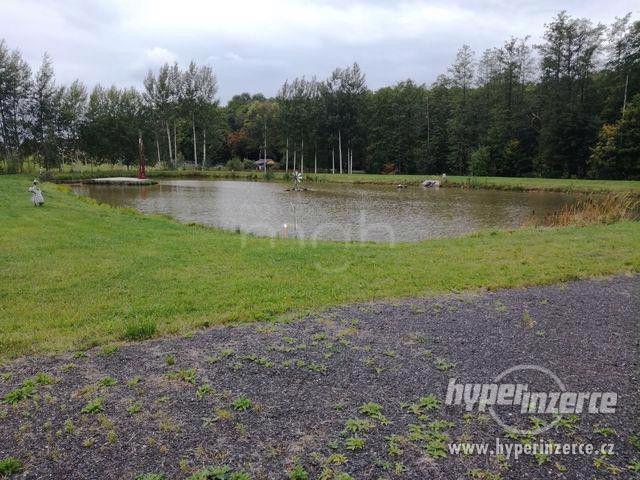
<box><xmin>1</xmin><ymin>11</ymin><xmax>639</xmax><ymax>179</ymax></box>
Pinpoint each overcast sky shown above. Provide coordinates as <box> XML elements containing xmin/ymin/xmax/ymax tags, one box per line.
<box><xmin>1</xmin><ymin>0</ymin><xmax>637</xmax><ymax>102</ymax></box>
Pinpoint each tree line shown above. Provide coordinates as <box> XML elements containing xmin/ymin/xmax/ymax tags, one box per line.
<box><xmin>1</xmin><ymin>11</ymin><xmax>638</xmax><ymax>179</ymax></box>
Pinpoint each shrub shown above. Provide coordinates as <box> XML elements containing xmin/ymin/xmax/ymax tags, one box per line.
<box><xmin>226</xmin><ymin>158</ymin><xmax>244</xmax><ymax>171</ymax></box>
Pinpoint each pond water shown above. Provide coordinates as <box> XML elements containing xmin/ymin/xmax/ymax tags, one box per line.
<box><xmin>71</xmin><ymin>179</ymin><xmax>578</xmax><ymax>242</ymax></box>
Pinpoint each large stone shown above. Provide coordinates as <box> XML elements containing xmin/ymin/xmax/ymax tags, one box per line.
<box><xmin>421</xmin><ymin>179</ymin><xmax>440</xmax><ymax>188</ymax></box>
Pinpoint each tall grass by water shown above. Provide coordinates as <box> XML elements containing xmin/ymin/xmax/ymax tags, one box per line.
<box><xmin>527</xmin><ymin>193</ymin><xmax>640</xmax><ymax>227</ymax></box>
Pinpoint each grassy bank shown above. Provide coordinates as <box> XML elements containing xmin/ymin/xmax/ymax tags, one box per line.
<box><xmin>1</xmin><ymin>174</ymin><xmax>639</xmax><ymax>359</ymax></box>
<box><xmin>47</xmin><ymin>167</ymin><xmax>640</xmax><ymax>193</ymax></box>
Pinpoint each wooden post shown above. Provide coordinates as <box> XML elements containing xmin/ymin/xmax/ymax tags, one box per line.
<box><xmin>137</xmin><ymin>132</ymin><xmax>146</xmax><ymax>179</ymax></box>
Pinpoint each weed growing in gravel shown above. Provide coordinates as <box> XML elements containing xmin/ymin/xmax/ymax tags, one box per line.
<box><xmin>3</xmin><ymin>383</ymin><xmax>36</xmax><ymax>404</ymax></box>
<box><xmin>72</xmin><ymin>351</ymin><xmax>88</xmax><ymax>359</ymax></box>
<box><xmin>312</xmin><ymin>331</ymin><xmax>328</xmax><ymax>342</ymax></box>
<box><xmin>134</xmin><ymin>474</ymin><xmax>165</xmax><ymax>480</ymax></box>
<box><xmin>127</xmin><ymin>376</ymin><xmax>143</xmax><ymax>386</ymax></box>
<box><xmin>64</xmin><ymin>419</ymin><xmax>74</xmax><ymax>434</ymax></box>
<box><xmin>3</xmin><ymin>373</ymin><xmax>54</xmax><ymax>404</ymax></box>
<box><xmin>81</xmin><ymin>397</ymin><xmax>104</xmax><ymax>414</ymax></box>
<box><xmin>344</xmin><ymin>436</ymin><xmax>366</xmax><ymax>450</ymax></box>
<box><xmin>466</xmin><ymin>468</ymin><xmax>503</xmax><ymax>479</ymax></box>
<box><xmin>107</xmin><ymin>430</ymin><xmax>118</xmax><ymax>444</ymax></box>
<box><xmin>343</xmin><ymin>418</ymin><xmax>374</xmax><ymax>434</ymax></box>
<box><xmin>594</xmin><ymin>426</ymin><xmax>617</xmax><ymax>437</ymax></box>
<box><xmin>288</xmin><ymin>465</ymin><xmax>309</xmax><ymax>480</ymax></box>
<box><xmin>196</xmin><ymin>384</ymin><xmax>213</xmax><ymax>399</ymax></box>
<box><xmin>359</xmin><ymin>402</ymin><xmax>389</xmax><ymax>424</ymax></box>
<box><xmin>0</xmin><ymin>373</ymin><xmax>12</xmax><ymax>382</ymax></box>
<box><xmin>123</xmin><ymin>320</ymin><xmax>157</xmax><ymax>340</ymax></box>
<box><xmin>494</xmin><ymin>301</ymin><xmax>508</xmax><ymax>313</ymax></box>
<box><xmin>231</xmin><ymin>395</ymin><xmax>253</xmax><ymax>411</ymax></box>
<box><xmin>187</xmin><ymin>465</ymin><xmax>250</xmax><ymax>480</ymax></box>
<box><xmin>414</xmin><ymin>334</ymin><xmax>431</xmax><ymax>344</ymax></box>
<box><xmin>629</xmin><ymin>460</ymin><xmax>640</xmax><ymax>473</ymax></box>
<box><xmin>98</xmin><ymin>376</ymin><xmax>117</xmax><ymax>387</ymax></box>
<box><xmin>0</xmin><ymin>456</ymin><xmax>22</xmax><ymax>476</ymax></box>
<box><xmin>33</xmin><ymin>373</ymin><xmax>54</xmax><ymax>384</ymax></box>
<box><xmin>167</xmin><ymin>368</ymin><xmax>197</xmax><ymax>385</ymax></box>
<box><xmin>630</xmin><ymin>435</ymin><xmax>640</xmax><ymax>451</ymax></box>
<box><xmin>214</xmin><ymin>408</ymin><xmax>232</xmax><ymax>421</ymax></box>
<box><xmin>434</xmin><ymin>358</ymin><xmax>456</xmax><ymax>371</ymax></box>
<box><xmin>403</xmin><ymin>395</ymin><xmax>440</xmax><ymax>416</ymax></box>
<box><xmin>82</xmin><ymin>437</ymin><xmax>95</xmax><ymax>448</ymax></box>
<box><xmin>522</xmin><ymin>310</ymin><xmax>536</xmax><ymax>329</ymax></box>
<box><xmin>307</xmin><ymin>362</ymin><xmax>327</xmax><ymax>373</ymax></box>
<box><xmin>234</xmin><ymin>422</ymin><xmax>247</xmax><ymax>435</ymax></box>
<box><xmin>165</xmin><ymin>354</ymin><xmax>175</xmax><ymax>366</ymax></box>
<box><xmin>386</xmin><ymin>435</ymin><xmax>403</xmax><ymax>456</ymax></box>
<box><xmin>127</xmin><ymin>402</ymin><xmax>142</xmax><ymax>414</ymax></box>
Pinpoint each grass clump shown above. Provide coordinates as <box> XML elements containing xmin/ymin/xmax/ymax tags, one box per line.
<box><xmin>100</xmin><ymin>345</ymin><xmax>119</xmax><ymax>356</ymax></box>
<box><xmin>187</xmin><ymin>465</ymin><xmax>251</xmax><ymax>480</ymax></box>
<box><xmin>123</xmin><ymin>319</ymin><xmax>157</xmax><ymax>340</ymax></box>
<box><xmin>2</xmin><ymin>373</ymin><xmax>54</xmax><ymax>404</ymax></box>
<box><xmin>167</xmin><ymin>368</ymin><xmax>197</xmax><ymax>385</ymax></box>
<box><xmin>231</xmin><ymin>395</ymin><xmax>253</xmax><ymax>412</ymax></box>
<box><xmin>196</xmin><ymin>384</ymin><xmax>213</xmax><ymax>399</ymax></box>
<box><xmin>3</xmin><ymin>383</ymin><xmax>36</xmax><ymax>405</ymax></box>
<box><xmin>344</xmin><ymin>436</ymin><xmax>366</xmax><ymax>450</ymax></box>
<box><xmin>359</xmin><ymin>402</ymin><xmax>389</xmax><ymax>423</ymax></box>
<box><xmin>288</xmin><ymin>465</ymin><xmax>309</xmax><ymax>480</ymax></box>
<box><xmin>81</xmin><ymin>397</ymin><xmax>104</xmax><ymax>414</ymax></box>
<box><xmin>97</xmin><ymin>376</ymin><xmax>117</xmax><ymax>387</ymax></box>
<box><xmin>0</xmin><ymin>457</ymin><xmax>22</xmax><ymax>476</ymax></box>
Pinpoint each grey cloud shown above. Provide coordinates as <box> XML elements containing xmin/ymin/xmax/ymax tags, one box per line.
<box><xmin>1</xmin><ymin>0</ymin><xmax>637</xmax><ymax>101</ymax></box>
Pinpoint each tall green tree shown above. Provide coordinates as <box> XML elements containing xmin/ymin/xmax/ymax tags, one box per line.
<box><xmin>535</xmin><ymin>12</ymin><xmax>605</xmax><ymax>177</ymax></box>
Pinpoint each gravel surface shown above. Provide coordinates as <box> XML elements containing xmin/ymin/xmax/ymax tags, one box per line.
<box><xmin>0</xmin><ymin>275</ymin><xmax>638</xmax><ymax>480</ymax></box>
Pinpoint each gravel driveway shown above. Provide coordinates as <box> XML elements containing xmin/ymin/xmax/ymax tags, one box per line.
<box><xmin>1</xmin><ymin>275</ymin><xmax>638</xmax><ymax>479</ymax></box>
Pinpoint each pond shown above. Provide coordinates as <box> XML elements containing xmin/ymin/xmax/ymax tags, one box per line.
<box><xmin>70</xmin><ymin>179</ymin><xmax>578</xmax><ymax>242</ymax></box>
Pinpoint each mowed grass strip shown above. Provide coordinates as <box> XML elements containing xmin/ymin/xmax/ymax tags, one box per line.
<box><xmin>49</xmin><ymin>167</ymin><xmax>640</xmax><ymax>193</ymax></box>
<box><xmin>1</xmin><ymin>174</ymin><xmax>639</xmax><ymax>358</ymax></box>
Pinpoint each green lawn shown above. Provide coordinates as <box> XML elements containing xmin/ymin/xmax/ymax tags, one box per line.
<box><xmin>1</xmin><ymin>174</ymin><xmax>639</xmax><ymax>359</ymax></box>
<box><xmin>47</xmin><ymin>167</ymin><xmax>640</xmax><ymax>193</ymax></box>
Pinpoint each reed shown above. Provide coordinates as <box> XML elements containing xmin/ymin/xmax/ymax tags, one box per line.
<box><xmin>528</xmin><ymin>193</ymin><xmax>640</xmax><ymax>227</ymax></box>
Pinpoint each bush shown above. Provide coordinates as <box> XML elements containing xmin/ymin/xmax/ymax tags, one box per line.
<box><xmin>226</xmin><ymin>157</ymin><xmax>244</xmax><ymax>171</ymax></box>
<box><xmin>123</xmin><ymin>319</ymin><xmax>157</xmax><ymax>340</ymax></box>
<box><xmin>241</xmin><ymin>159</ymin><xmax>255</xmax><ymax>170</ymax></box>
